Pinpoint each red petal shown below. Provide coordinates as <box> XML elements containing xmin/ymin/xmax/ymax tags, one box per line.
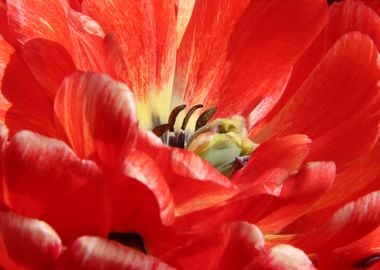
<box><xmin>284</xmin><ymin>140</ymin><xmax>380</xmax><ymax>234</ymax></box>
<box><xmin>310</xmin><ymin>140</ymin><xmax>380</xmax><ymax>214</ymax></box>
<box><xmin>22</xmin><ymin>14</ymin><xmax>108</xmax><ymax>91</ymax></box>
<box><xmin>175</xmin><ymin>0</ymin><xmax>196</xmax><ymax>47</ymax></box>
<box><xmin>0</xmin><ymin>210</ymin><xmax>62</xmax><ymax>269</ymax></box>
<box><xmin>0</xmin><ymin>125</ymin><xmax>8</xmax><ymax>207</ymax></box>
<box><xmin>8</xmin><ymin>1</ymin><xmax>108</xmax><ymax>72</ymax></box>
<box><xmin>173</xmin><ymin>161</ymin><xmax>334</xmax><ymax>235</ymax></box>
<box><xmin>322</xmin><ymin>0</ymin><xmax>380</xmax><ymax>63</ymax></box>
<box><xmin>21</xmin><ymin>38</ymin><xmax>76</xmax><ymax>98</ymax></box>
<box><xmin>83</xmin><ymin>0</ymin><xmax>176</xmax><ymax>100</ymax></box>
<box><xmin>4</xmin><ymin>130</ymin><xmax>111</xmax><ymax>244</ymax></box>
<box><xmin>163</xmin><ymin>222</ymin><xmax>315</xmax><ymax>270</ymax></box>
<box><xmin>0</xmin><ymin>37</ymin><xmax>13</xmax><ymax>121</ymax></box>
<box><xmin>67</xmin><ymin>10</ymin><xmax>108</xmax><ymax>72</ymax></box>
<box><xmin>262</xmin><ymin>0</ymin><xmax>380</xmax><ymax>126</ymax></box>
<box><xmin>359</xmin><ymin>0</ymin><xmax>380</xmax><ymax>16</ymax></box>
<box><xmin>0</xmin><ymin>2</ymin><xmax>18</xmax><ymax>47</ymax></box>
<box><xmin>110</xmin><ymin>150</ymin><xmax>175</xmax><ymax>232</ymax></box>
<box><xmin>54</xmin><ymin>71</ymin><xmax>138</xmax><ymax>170</ymax></box>
<box><xmin>317</xmin><ymin>226</ymin><xmax>380</xmax><ymax>270</ymax></box>
<box><xmin>69</xmin><ymin>0</ymin><xmax>82</xmax><ymax>11</ymax></box>
<box><xmin>7</xmin><ymin>0</ymin><xmax>70</xmax><ymax>46</ymax></box>
<box><xmin>137</xmin><ymin>130</ymin><xmax>237</xmax><ymax>216</ymax></box>
<box><xmin>175</xmin><ymin>0</ymin><xmax>328</xmax><ymax>127</ymax></box>
<box><xmin>306</xmin><ymin>104</ymin><xmax>380</xmax><ymax>166</ymax></box>
<box><xmin>162</xmin><ymin>222</ymin><xmax>265</xmax><ymax>270</ymax></box>
<box><xmin>292</xmin><ymin>191</ymin><xmax>380</xmax><ymax>252</ymax></box>
<box><xmin>233</xmin><ymin>134</ymin><xmax>311</xmax><ymax>193</ymax></box>
<box><xmin>257</xmin><ymin>161</ymin><xmax>335</xmax><ymax>233</ymax></box>
<box><xmin>56</xmin><ymin>236</ymin><xmax>175</xmax><ymax>270</ymax></box>
<box><xmin>253</xmin><ymin>32</ymin><xmax>380</xmax><ymax>156</ymax></box>
<box><xmin>246</xmin><ymin>244</ymin><xmax>316</xmax><ymax>270</ymax></box>
<box><xmin>0</xmin><ymin>40</ymin><xmax>56</xmax><ymax>136</ymax></box>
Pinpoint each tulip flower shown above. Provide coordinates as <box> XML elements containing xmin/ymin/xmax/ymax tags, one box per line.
<box><xmin>0</xmin><ymin>0</ymin><xmax>379</xmax><ymax>269</ymax></box>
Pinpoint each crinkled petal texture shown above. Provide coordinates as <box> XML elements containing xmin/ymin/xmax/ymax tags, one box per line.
<box><xmin>57</xmin><ymin>236</ymin><xmax>175</xmax><ymax>270</ymax></box>
<box><xmin>317</xmin><ymin>226</ymin><xmax>380</xmax><ymax>270</ymax></box>
<box><xmin>7</xmin><ymin>0</ymin><xmax>107</xmax><ymax>72</ymax></box>
<box><xmin>172</xmin><ymin>134</ymin><xmax>336</xmax><ymax>235</ymax></box>
<box><xmin>137</xmin><ymin>130</ymin><xmax>237</xmax><ymax>217</ymax></box>
<box><xmin>0</xmin><ymin>0</ymin><xmax>109</xmax><ymax>135</ymax></box>
<box><xmin>0</xmin><ymin>0</ymin><xmax>380</xmax><ymax>269</ymax></box>
<box><xmin>290</xmin><ymin>191</ymin><xmax>380</xmax><ymax>252</ymax></box>
<box><xmin>54</xmin><ymin>71</ymin><xmax>138</xmax><ymax>169</ymax></box>
<box><xmin>54</xmin><ymin>71</ymin><xmax>176</xmax><ymax>232</ymax></box>
<box><xmin>0</xmin><ymin>211</ymin><xmax>175</xmax><ymax>270</ymax></box>
<box><xmin>261</xmin><ymin>1</ymin><xmax>380</xmax><ymax>250</ymax></box>
<box><xmin>162</xmin><ymin>222</ymin><xmax>315</xmax><ymax>270</ymax></box>
<box><xmin>1</xmin><ymin>130</ymin><xmax>111</xmax><ymax>244</ymax></box>
<box><xmin>0</xmin><ymin>211</ymin><xmax>62</xmax><ymax>270</ymax></box>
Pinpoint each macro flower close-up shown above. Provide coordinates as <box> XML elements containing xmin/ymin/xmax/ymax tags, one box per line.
<box><xmin>0</xmin><ymin>0</ymin><xmax>380</xmax><ymax>269</ymax></box>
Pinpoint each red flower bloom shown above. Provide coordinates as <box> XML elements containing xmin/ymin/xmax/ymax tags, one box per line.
<box><xmin>0</xmin><ymin>0</ymin><xmax>379</xmax><ymax>269</ymax></box>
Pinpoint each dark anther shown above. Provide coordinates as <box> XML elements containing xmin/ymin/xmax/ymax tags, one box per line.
<box><xmin>108</xmin><ymin>232</ymin><xmax>147</xmax><ymax>253</ymax></box>
<box><xmin>168</xmin><ymin>104</ymin><xmax>187</xmax><ymax>131</ymax></box>
<box><xmin>181</xmin><ymin>104</ymin><xmax>204</xmax><ymax>130</ymax></box>
<box><xmin>168</xmin><ymin>131</ymin><xmax>186</xmax><ymax>148</ymax></box>
<box><xmin>354</xmin><ymin>254</ymin><xmax>380</xmax><ymax>268</ymax></box>
<box><xmin>195</xmin><ymin>107</ymin><xmax>217</xmax><ymax>131</ymax></box>
<box><xmin>234</xmin><ymin>155</ymin><xmax>250</xmax><ymax>171</ymax></box>
<box><xmin>152</xmin><ymin>123</ymin><xmax>170</xmax><ymax>137</ymax></box>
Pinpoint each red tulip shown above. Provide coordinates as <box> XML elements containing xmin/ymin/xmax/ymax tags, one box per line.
<box><xmin>0</xmin><ymin>0</ymin><xmax>379</xmax><ymax>269</ymax></box>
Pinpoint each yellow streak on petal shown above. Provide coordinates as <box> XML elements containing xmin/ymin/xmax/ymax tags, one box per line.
<box><xmin>136</xmin><ymin>86</ymin><xmax>172</xmax><ymax>130</ymax></box>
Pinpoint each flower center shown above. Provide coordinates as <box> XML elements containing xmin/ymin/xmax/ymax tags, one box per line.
<box><xmin>152</xmin><ymin>105</ymin><xmax>258</xmax><ymax>176</ymax></box>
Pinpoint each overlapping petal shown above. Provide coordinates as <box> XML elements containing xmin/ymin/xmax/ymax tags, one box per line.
<box><xmin>83</xmin><ymin>0</ymin><xmax>177</xmax><ymax>129</ymax></box>
<box><xmin>175</xmin><ymin>0</ymin><xmax>328</xmax><ymax>128</ymax></box>
<box><xmin>137</xmin><ymin>130</ymin><xmax>237</xmax><ymax>217</ymax></box>
<box><xmin>0</xmin><ymin>37</ymin><xmax>56</xmax><ymax>136</ymax></box>
<box><xmin>54</xmin><ymin>71</ymin><xmax>138</xmax><ymax>170</ymax></box>
<box><xmin>57</xmin><ymin>236</ymin><xmax>175</xmax><ymax>270</ymax></box>
<box><xmin>261</xmin><ymin>0</ymin><xmax>380</xmax><ymax>127</ymax></box>
<box><xmin>110</xmin><ymin>150</ymin><xmax>175</xmax><ymax>232</ymax></box>
<box><xmin>162</xmin><ymin>222</ymin><xmax>315</xmax><ymax>270</ymax></box>
<box><xmin>173</xmin><ymin>158</ymin><xmax>335</xmax><ymax>236</ymax></box>
<box><xmin>8</xmin><ymin>0</ymin><xmax>105</xmax><ymax>69</ymax></box>
<box><xmin>233</xmin><ymin>134</ymin><xmax>311</xmax><ymax>192</ymax></box>
<box><xmin>0</xmin><ymin>210</ymin><xmax>62</xmax><ymax>270</ymax></box>
<box><xmin>0</xmin><ymin>0</ymin><xmax>378</xmax><ymax>268</ymax></box>
<box><xmin>7</xmin><ymin>0</ymin><xmax>70</xmax><ymax>46</ymax></box>
<box><xmin>291</xmin><ymin>191</ymin><xmax>380</xmax><ymax>252</ymax></box>
<box><xmin>253</xmin><ymin>32</ymin><xmax>379</xmax><ymax>141</ymax></box>
<box><xmin>2</xmin><ymin>130</ymin><xmax>111</xmax><ymax>243</ymax></box>
<box><xmin>317</xmin><ymin>226</ymin><xmax>380</xmax><ymax>270</ymax></box>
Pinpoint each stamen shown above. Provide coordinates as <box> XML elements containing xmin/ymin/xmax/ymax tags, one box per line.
<box><xmin>168</xmin><ymin>131</ymin><xmax>186</xmax><ymax>148</ymax></box>
<box><xmin>151</xmin><ymin>105</ymin><xmax>219</xmax><ymax>149</ymax></box>
<box><xmin>195</xmin><ymin>107</ymin><xmax>217</xmax><ymax>130</ymax></box>
<box><xmin>152</xmin><ymin>123</ymin><xmax>170</xmax><ymax>137</ymax></box>
<box><xmin>181</xmin><ymin>104</ymin><xmax>204</xmax><ymax>130</ymax></box>
<box><xmin>168</xmin><ymin>104</ymin><xmax>186</xmax><ymax>131</ymax></box>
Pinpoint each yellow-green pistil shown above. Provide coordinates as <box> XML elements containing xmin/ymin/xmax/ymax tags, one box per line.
<box><xmin>187</xmin><ymin>116</ymin><xmax>257</xmax><ymax>176</ymax></box>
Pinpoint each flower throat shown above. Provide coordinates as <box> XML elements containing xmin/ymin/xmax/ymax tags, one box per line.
<box><xmin>152</xmin><ymin>104</ymin><xmax>257</xmax><ymax>177</ymax></box>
